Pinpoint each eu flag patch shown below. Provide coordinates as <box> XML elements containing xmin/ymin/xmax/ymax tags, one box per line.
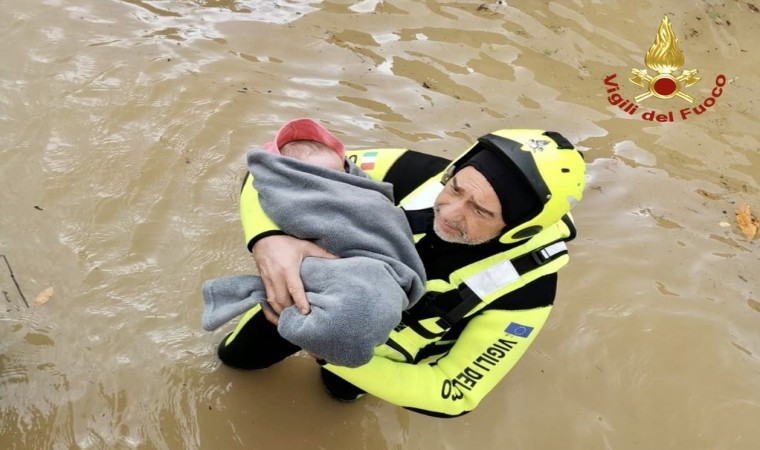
<box><xmin>505</xmin><ymin>322</ymin><xmax>533</xmax><ymax>338</ymax></box>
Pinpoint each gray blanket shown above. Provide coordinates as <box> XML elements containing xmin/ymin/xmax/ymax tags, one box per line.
<box><xmin>202</xmin><ymin>151</ymin><xmax>426</xmax><ymax>367</ymax></box>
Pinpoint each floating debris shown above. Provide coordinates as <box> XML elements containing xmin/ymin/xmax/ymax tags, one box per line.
<box><xmin>34</xmin><ymin>287</ymin><xmax>54</xmax><ymax>305</ymax></box>
<box><xmin>696</xmin><ymin>189</ymin><xmax>721</xmax><ymax>200</ymax></box>
<box><xmin>735</xmin><ymin>204</ymin><xmax>758</xmax><ymax>240</ymax></box>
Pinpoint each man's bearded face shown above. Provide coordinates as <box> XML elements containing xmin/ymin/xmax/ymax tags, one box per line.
<box><xmin>432</xmin><ymin>167</ymin><xmax>506</xmax><ymax>245</ymax></box>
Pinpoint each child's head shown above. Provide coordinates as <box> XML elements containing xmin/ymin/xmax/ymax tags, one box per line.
<box><xmin>263</xmin><ymin>118</ymin><xmax>345</xmax><ymax>171</ymax></box>
<box><xmin>280</xmin><ymin>140</ymin><xmax>345</xmax><ymax>171</ymax></box>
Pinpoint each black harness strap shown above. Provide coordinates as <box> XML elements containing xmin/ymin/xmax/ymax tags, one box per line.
<box><xmin>511</xmin><ymin>240</ymin><xmax>568</xmax><ymax>274</ymax></box>
<box><xmin>436</xmin><ymin>285</ymin><xmax>482</xmax><ymax>329</ymax></box>
<box><xmin>401</xmin><ymin>210</ymin><xmax>575</xmax><ymax>338</ymax></box>
<box><xmin>405</xmin><ymin>318</ymin><xmax>445</xmax><ymax>339</ymax></box>
<box><xmin>561</xmin><ymin>214</ymin><xmax>577</xmax><ymax>241</ymax></box>
<box><xmin>429</xmin><ymin>239</ymin><xmax>569</xmax><ymax>330</ymax></box>
<box><xmin>385</xmin><ymin>338</ymin><xmax>414</xmax><ymax>363</ymax></box>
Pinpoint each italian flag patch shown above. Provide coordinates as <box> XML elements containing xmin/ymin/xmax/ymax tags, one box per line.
<box><xmin>360</xmin><ymin>151</ymin><xmax>378</xmax><ymax>170</ymax></box>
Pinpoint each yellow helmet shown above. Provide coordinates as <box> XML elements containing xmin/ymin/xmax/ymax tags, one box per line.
<box><xmin>443</xmin><ymin>129</ymin><xmax>586</xmax><ymax>243</ymax></box>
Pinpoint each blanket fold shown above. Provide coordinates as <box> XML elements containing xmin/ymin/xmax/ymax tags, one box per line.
<box><xmin>202</xmin><ymin>151</ymin><xmax>426</xmax><ymax>367</ymax></box>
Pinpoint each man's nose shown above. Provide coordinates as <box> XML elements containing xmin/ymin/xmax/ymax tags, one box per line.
<box><xmin>439</xmin><ymin>199</ymin><xmax>465</xmax><ymax>221</ymax></box>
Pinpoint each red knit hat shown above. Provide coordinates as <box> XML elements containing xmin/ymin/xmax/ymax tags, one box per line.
<box><xmin>263</xmin><ymin>118</ymin><xmax>345</xmax><ymax>159</ymax></box>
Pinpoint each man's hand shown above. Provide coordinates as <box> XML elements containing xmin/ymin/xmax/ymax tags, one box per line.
<box><xmin>252</xmin><ymin>235</ymin><xmax>337</xmax><ymax>325</ymax></box>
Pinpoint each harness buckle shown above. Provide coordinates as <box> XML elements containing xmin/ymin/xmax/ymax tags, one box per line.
<box><xmin>530</xmin><ymin>241</ymin><xmax>567</xmax><ymax>267</ymax></box>
<box><xmin>435</xmin><ymin>317</ymin><xmax>452</xmax><ymax>330</ymax></box>
<box><xmin>531</xmin><ymin>248</ymin><xmax>549</xmax><ymax>266</ymax></box>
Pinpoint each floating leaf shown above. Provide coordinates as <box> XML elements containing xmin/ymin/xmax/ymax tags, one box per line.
<box><xmin>735</xmin><ymin>204</ymin><xmax>759</xmax><ymax>240</ymax></box>
<box><xmin>34</xmin><ymin>287</ymin><xmax>54</xmax><ymax>305</ymax></box>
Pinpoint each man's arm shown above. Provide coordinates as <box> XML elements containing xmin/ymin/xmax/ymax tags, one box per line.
<box><xmin>240</xmin><ymin>172</ymin><xmax>282</xmax><ymax>252</ymax></box>
<box><xmin>240</xmin><ymin>172</ymin><xmax>336</xmax><ymax>321</ymax></box>
<box><xmin>239</xmin><ymin>148</ymin><xmax>449</xmax><ymax>319</ymax></box>
<box><xmin>322</xmin><ymin>305</ymin><xmax>553</xmax><ymax>417</ymax></box>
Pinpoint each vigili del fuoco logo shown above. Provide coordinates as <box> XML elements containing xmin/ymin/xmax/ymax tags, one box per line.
<box><xmin>602</xmin><ymin>16</ymin><xmax>727</xmax><ymax>122</ymax></box>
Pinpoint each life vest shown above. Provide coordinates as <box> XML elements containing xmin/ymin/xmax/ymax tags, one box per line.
<box><xmin>240</xmin><ymin>148</ymin><xmax>576</xmax><ymax>365</ymax></box>
<box><xmin>375</xmin><ymin>172</ymin><xmax>577</xmax><ymax>364</ymax></box>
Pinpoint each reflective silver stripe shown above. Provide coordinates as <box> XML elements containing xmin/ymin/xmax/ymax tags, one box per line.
<box><xmin>463</xmin><ymin>241</ymin><xmax>567</xmax><ymax>299</ymax></box>
<box><xmin>463</xmin><ymin>259</ymin><xmax>520</xmax><ymax>299</ymax></box>
<box><xmin>540</xmin><ymin>241</ymin><xmax>567</xmax><ymax>260</ymax></box>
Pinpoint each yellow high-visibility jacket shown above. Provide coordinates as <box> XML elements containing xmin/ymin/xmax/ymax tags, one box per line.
<box><xmin>240</xmin><ymin>148</ymin><xmax>577</xmax><ymax>417</ymax></box>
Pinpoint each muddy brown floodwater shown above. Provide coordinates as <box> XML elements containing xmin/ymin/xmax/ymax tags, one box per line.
<box><xmin>1</xmin><ymin>1</ymin><xmax>759</xmax><ymax>449</ymax></box>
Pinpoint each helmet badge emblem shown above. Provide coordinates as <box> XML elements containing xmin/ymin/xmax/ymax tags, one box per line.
<box><xmin>527</xmin><ymin>139</ymin><xmax>550</xmax><ymax>152</ymax></box>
